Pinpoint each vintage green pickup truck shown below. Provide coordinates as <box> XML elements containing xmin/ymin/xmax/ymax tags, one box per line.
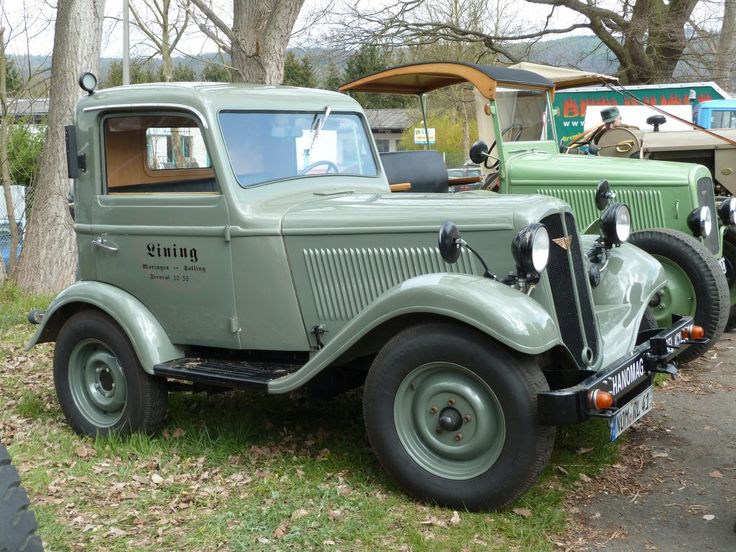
<box><xmin>26</xmin><ymin>74</ymin><xmax>698</xmax><ymax>511</ymax></box>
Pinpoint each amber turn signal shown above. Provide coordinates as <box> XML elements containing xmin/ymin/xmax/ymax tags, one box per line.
<box><xmin>587</xmin><ymin>389</ymin><xmax>614</xmax><ymax>411</ymax></box>
<box><xmin>681</xmin><ymin>325</ymin><xmax>705</xmax><ymax>340</ymax></box>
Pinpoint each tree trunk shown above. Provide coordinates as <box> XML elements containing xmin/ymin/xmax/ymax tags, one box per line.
<box><xmin>15</xmin><ymin>0</ymin><xmax>105</xmax><ymax>295</ymax></box>
<box><xmin>230</xmin><ymin>0</ymin><xmax>305</xmax><ymax>84</ymax></box>
<box><xmin>715</xmin><ymin>0</ymin><xmax>736</xmax><ymax>89</ymax></box>
<box><xmin>1</xmin><ymin>27</ymin><xmax>13</xmax><ymax>282</ymax></box>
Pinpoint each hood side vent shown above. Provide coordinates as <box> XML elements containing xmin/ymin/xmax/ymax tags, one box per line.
<box><xmin>304</xmin><ymin>246</ymin><xmax>476</xmax><ymax>321</ymax></box>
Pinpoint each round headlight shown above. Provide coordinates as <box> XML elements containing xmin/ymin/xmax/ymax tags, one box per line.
<box><xmin>512</xmin><ymin>223</ymin><xmax>549</xmax><ymax>274</ymax></box>
<box><xmin>600</xmin><ymin>203</ymin><xmax>631</xmax><ymax>245</ymax></box>
<box><xmin>687</xmin><ymin>205</ymin><xmax>713</xmax><ymax>237</ymax></box>
<box><xmin>718</xmin><ymin>198</ymin><xmax>736</xmax><ymax>225</ymax></box>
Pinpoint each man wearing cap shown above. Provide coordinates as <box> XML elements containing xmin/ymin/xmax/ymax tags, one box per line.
<box><xmin>591</xmin><ymin>106</ymin><xmax>623</xmax><ymax>144</ymax></box>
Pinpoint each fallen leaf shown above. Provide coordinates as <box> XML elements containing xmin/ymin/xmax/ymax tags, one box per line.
<box><xmin>512</xmin><ymin>508</ymin><xmax>532</xmax><ymax>518</ymax></box>
<box><xmin>323</xmin><ymin>540</ymin><xmax>335</xmax><ymax>546</ymax></box>
<box><xmin>708</xmin><ymin>470</ymin><xmax>724</xmax><ymax>479</ymax></box>
<box><xmin>651</xmin><ymin>452</ymin><xmax>669</xmax><ymax>458</ymax></box>
<box><xmin>257</xmin><ymin>537</ymin><xmax>270</xmax><ymax>544</ymax></box>
<box><xmin>151</xmin><ymin>473</ymin><xmax>164</xmax><ymax>485</ymax></box>
<box><xmin>556</xmin><ymin>465</ymin><xmax>569</xmax><ymax>476</ymax></box>
<box><xmin>449</xmin><ymin>511</ymin><xmax>461</xmax><ymax>526</ymax></box>
<box><xmin>703</xmin><ymin>514</ymin><xmax>715</xmax><ymax>521</ymax></box>
<box><xmin>272</xmin><ymin>523</ymin><xmax>289</xmax><ymax>538</ymax></box>
<box><xmin>576</xmin><ymin>447</ymin><xmax>594</xmax><ymax>455</ymax></box>
<box><xmin>291</xmin><ymin>508</ymin><xmax>309</xmax><ymax>520</ymax></box>
<box><xmin>579</xmin><ymin>473</ymin><xmax>592</xmax><ymax>483</ymax></box>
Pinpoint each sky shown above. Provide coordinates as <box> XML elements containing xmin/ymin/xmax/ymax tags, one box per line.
<box><xmin>3</xmin><ymin>0</ymin><xmax>594</xmax><ymax>59</ymax></box>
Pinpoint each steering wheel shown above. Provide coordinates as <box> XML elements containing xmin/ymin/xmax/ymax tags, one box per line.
<box><xmin>484</xmin><ymin>122</ymin><xmax>524</xmax><ymax>170</ymax></box>
<box><xmin>299</xmin><ymin>160</ymin><xmax>339</xmax><ymax>175</ymax></box>
<box><xmin>503</xmin><ymin>121</ymin><xmax>524</xmax><ymax>142</ymax></box>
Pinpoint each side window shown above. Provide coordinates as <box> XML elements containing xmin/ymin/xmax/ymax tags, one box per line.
<box><xmin>104</xmin><ymin>115</ymin><xmax>218</xmax><ymax>194</ymax></box>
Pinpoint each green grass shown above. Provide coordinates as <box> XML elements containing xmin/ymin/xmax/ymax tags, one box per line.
<box><xmin>0</xmin><ymin>283</ymin><xmax>623</xmax><ymax>551</ymax></box>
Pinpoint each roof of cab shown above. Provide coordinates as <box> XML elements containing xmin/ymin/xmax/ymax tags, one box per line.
<box><xmin>77</xmin><ymin>81</ymin><xmax>363</xmax><ymax>117</ymax></box>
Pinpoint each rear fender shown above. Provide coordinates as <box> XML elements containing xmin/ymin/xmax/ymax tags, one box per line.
<box><xmin>26</xmin><ymin>281</ymin><xmax>184</xmax><ymax>373</ymax></box>
<box><xmin>269</xmin><ymin>273</ymin><xmax>561</xmax><ymax>393</ymax></box>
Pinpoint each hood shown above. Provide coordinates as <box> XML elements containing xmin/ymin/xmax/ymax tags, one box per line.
<box><xmin>506</xmin><ymin>148</ymin><xmax>706</xmax><ymax>187</ymax></box>
<box><xmin>281</xmin><ymin>191</ymin><xmax>569</xmax><ymax>235</ymax></box>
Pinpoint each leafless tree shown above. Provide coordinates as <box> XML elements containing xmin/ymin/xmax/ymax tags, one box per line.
<box><xmin>330</xmin><ymin>0</ymin><xmax>716</xmax><ymax>85</ymax></box>
<box><xmin>15</xmin><ymin>0</ymin><xmax>105</xmax><ymax>294</ymax></box>
<box><xmin>130</xmin><ymin>0</ymin><xmax>190</xmax><ymax>82</ymax></box>
<box><xmin>188</xmin><ymin>0</ymin><xmax>306</xmax><ymax>84</ymax></box>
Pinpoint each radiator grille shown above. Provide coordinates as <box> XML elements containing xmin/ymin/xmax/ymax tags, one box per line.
<box><xmin>538</xmin><ymin>187</ymin><xmax>665</xmax><ymax>231</ymax></box>
<box><xmin>697</xmin><ymin>177</ymin><xmax>719</xmax><ymax>254</ymax></box>
<box><xmin>542</xmin><ymin>212</ymin><xmax>597</xmax><ymax>367</ymax></box>
<box><xmin>304</xmin><ymin>247</ymin><xmax>476</xmax><ymax>320</ymax></box>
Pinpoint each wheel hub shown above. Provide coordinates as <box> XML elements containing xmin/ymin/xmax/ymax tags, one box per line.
<box><xmin>438</xmin><ymin>406</ymin><xmax>463</xmax><ymax>431</ymax></box>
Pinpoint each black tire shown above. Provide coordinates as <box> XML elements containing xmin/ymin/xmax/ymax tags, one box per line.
<box><xmin>721</xmin><ymin>227</ymin><xmax>736</xmax><ymax>331</ymax></box>
<box><xmin>629</xmin><ymin>228</ymin><xmax>728</xmax><ymax>363</ymax></box>
<box><xmin>0</xmin><ymin>443</ymin><xmax>43</xmax><ymax>552</ymax></box>
<box><xmin>363</xmin><ymin>322</ymin><xmax>555</xmax><ymax>511</ymax></box>
<box><xmin>53</xmin><ymin>311</ymin><xmax>168</xmax><ymax>437</ymax></box>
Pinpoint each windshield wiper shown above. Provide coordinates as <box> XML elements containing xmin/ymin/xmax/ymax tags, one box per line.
<box><xmin>304</xmin><ymin>105</ymin><xmax>332</xmax><ymax>157</ymax></box>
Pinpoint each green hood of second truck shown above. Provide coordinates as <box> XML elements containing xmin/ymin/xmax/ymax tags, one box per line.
<box><xmin>506</xmin><ymin>149</ymin><xmax>708</xmax><ymax>188</ymax></box>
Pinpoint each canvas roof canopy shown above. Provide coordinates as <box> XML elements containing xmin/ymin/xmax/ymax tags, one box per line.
<box><xmin>339</xmin><ymin>61</ymin><xmax>554</xmax><ymax>100</ymax></box>
<box><xmin>507</xmin><ymin>62</ymin><xmax>618</xmax><ymax>90</ymax></box>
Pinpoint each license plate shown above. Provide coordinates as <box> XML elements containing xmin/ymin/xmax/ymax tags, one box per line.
<box><xmin>610</xmin><ymin>386</ymin><xmax>653</xmax><ymax>441</ymax></box>
<box><xmin>719</xmin><ymin>256</ymin><xmax>727</xmax><ymax>274</ymax></box>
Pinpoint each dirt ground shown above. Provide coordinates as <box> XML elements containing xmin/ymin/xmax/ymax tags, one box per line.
<box><xmin>559</xmin><ymin>333</ymin><xmax>736</xmax><ymax>551</ymax></box>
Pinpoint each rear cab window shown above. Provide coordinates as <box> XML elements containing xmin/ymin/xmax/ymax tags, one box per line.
<box><xmin>103</xmin><ymin>115</ymin><xmax>218</xmax><ymax>194</ymax></box>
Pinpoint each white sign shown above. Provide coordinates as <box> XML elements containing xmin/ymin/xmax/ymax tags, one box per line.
<box><xmin>414</xmin><ymin>127</ymin><xmax>436</xmax><ymax>145</ymax></box>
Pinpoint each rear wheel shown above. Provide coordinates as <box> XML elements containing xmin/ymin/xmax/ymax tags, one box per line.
<box><xmin>721</xmin><ymin>227</ymin><xmax>736</xmax><ymax>331</ymax></box>
<box><xmin>363</xmin><ymin>322</ymin><xmax>555</xmax><ymax>511</ymax></box>
<box><xmin>629</xmin><ymin>229</ymin><xmax>728</xmax><ymax>363</ymax></box>
<box><xmin>54</xmin><ymin>310</ymin><xmax>168</xmax><ymax>437</ymax></box>
<box><xmin>0</xmin><ymin>443</ymin><xmax>43</xmax><ymax>552</ymax></box>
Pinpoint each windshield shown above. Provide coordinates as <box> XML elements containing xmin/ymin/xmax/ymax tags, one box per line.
<box><xmin>219</xmin><ymin>111</ymin><xmax>379</xmax><ymax>187</ymax></box>
<box><xmin>495</xmin><ymin>88</ymin><xmax>553</xmax><ymax>143</ymax></box>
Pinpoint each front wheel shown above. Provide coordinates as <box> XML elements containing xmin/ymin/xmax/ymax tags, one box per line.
<box><xmin>629</xmin><ymin>228</ymin><xmax>728</xmax><ymax>363</ymax></box>
<box><xmin>54</xmin><ymin>311</ymin><xmax>168</xmax><ymax>437</ymax></box>
<box><xmin>363</xmin><ymin>322</ymin><xmax>555</xmax><ymax>511</ymax></box>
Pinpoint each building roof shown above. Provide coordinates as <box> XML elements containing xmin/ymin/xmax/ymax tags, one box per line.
<box><xmin>364</xmin><ymin>108</ymin><xmax>413</xmax><ymax>131</ymax></box>
<box><xmin>5</xmin><ymin>98</ymin><xmax>49</xmax><ymax>122</ymax></box>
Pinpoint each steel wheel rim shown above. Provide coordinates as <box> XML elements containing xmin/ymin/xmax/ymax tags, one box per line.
<box><xmin>394</xmin><ymin>362</ymin><xmax>505</xmax><ymax>480</ymax></box>
<box><xmin>68</xmin><ymin>338</ymin><xmax>127</xmax><ymax>427</ymax></box>
<box><xmin>653</xmin><ymin>256</ymin><xmax>697</xmax><ymax>326</ymax></box>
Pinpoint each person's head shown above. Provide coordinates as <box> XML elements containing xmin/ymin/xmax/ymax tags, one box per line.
<box><xmin>601</xmin><ymin>106</ymin><xmax>621</xmax><ymax>128</ymax></box>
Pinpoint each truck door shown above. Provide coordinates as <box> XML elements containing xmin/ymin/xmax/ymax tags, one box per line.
<box><xmin>89</xmin><ymin>112</ymin><xmax>240</xmax><ymax>349</ymax></box>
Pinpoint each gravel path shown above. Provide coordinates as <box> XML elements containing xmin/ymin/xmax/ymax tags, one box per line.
<box><xmin>564</xmin><ymin>334</ymin><xmax>736</xmax><ymax>551</ymax></box>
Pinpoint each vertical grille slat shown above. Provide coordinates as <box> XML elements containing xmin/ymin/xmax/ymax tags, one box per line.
<box><xmin>541</xmin><ymin>212</ymin><xmax>598</xmax><ymax>367</ymax></box>
<box><xmin>304</xmin><ymin>247</ymin><xmax>476</xmax><ymax>320</ymax></box>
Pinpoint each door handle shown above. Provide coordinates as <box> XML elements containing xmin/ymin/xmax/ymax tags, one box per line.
<box><xmin>91</xmin><ymin>236</ymin><xmax>119</xmax><ymax>252</ymax></box>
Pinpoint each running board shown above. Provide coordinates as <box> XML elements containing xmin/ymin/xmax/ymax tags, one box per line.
<box><xmin>153</xmin><ymin>357</ymin><xmax>303</xmax><ymax>389</ymax></box>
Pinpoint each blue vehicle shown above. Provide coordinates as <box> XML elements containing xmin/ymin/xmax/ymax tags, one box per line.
<box><xmin>693</xmin><ymin>99</ymin><xmax>736</xmax><ymax>129</ymax></box>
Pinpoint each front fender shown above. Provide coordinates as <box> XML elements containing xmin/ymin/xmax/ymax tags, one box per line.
<box><xmin>269</xmin><ymin>273</ymin><xmax>561</xmax><ymax>393</ymax></box>
<box><xmin>26</xmin><ymin>281</ymin><xmax>184</xmax><ymax>373</ymax></box>
<box><xmin>583</xmin><ymin>236</ymin><xmax>667</xmax><ymax>364</ymax></box>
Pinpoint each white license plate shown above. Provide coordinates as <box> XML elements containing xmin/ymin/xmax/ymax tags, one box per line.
<box><xmin>610</xmin><ymin>386</ymin><xmax>653</xmax><ymax>441</ymax></box>
<box><xmin>719</xmin><ymin>256</ymin><xmax>727</xmax><ymax>274</ymax></box>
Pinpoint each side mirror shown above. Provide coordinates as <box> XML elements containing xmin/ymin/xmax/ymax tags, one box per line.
<box><xmin>469</xmin><ymin>141</ymin><xmax>490</xmax><ymax>165</ymax></box>
<box><xmin>438</xmin><ymin>221</ymin><xmax>462</xmax><ymax>264</ymax></box>
<box><xmin>595</xmin><ymin>179</ymin><xmax>616</xmax><ymax>211</ymax></box>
